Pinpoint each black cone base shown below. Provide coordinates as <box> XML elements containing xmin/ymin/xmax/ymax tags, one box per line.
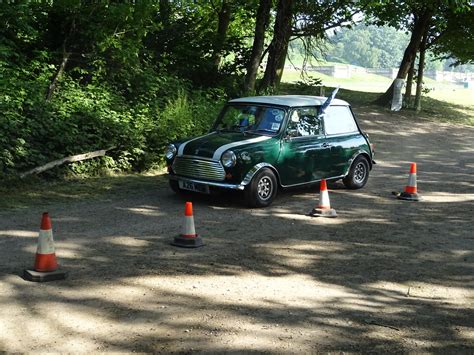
<box><xmin>397</xmin><ymin>191</ymin><xmax>420</xmax><ymax>201</ymax></box>
<box><xmin>308</xmin><ymin>208</ymin><xmax>337</xmax><ymax>218</ymax></box>
<box><xmin>23</xmin><ymin>269</ymin><xmax>68</xmax><ymax>282</ymax></box>
<box><xmin>171</xmin><ymin>235</ymin><xmax>204</xmax><ymax>248</ymax></box>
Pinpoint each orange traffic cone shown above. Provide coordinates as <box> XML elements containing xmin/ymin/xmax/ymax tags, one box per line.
<box><xmin>397</xmin><ymin>163</ymin><xmax>420</xmax><ymax>201</ymax></box>
<box><xmin>24</xmin><ymin>212</ymin><xmax>68</xmax><ymax>282</ymax></box>
<box><xmin>308</xmin><ymin>179</ymin><xmax>337</xmax><ymax>218</ymax></box>
<box><xmin>171</xmin><ymin>202</ymin><xmax>204</xmax><ymax>248</ymax></box>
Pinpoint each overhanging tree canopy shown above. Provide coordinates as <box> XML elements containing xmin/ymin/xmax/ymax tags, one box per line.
<box><xmin>368</xmin><ymin>0</ymin><xmax>472</xmax><ymax>106</ymax></box>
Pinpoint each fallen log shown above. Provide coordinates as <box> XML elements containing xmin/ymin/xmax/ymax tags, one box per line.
<box><xmin>20</xmin><ymin>146</ymin><xmax>116</xmax><ymax>178</ymax></box>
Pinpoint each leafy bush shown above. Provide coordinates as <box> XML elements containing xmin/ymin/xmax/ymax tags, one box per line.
<box><xmin>0</xmin><ymin>63</ymin><xmax>227</xmax><ymax>179</ymax></box>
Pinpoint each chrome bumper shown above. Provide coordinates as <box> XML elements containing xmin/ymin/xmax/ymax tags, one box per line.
<box><xmin>168</xmin><ymin>174</ymin><xmax>246</xmax><ymax>190</ymax></box>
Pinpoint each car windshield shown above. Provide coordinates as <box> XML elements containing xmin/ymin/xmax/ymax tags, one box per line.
<box><xmin>213</xmin><ymin>104</ymin><xmax>286</xmax><ymax>136</ymax></box>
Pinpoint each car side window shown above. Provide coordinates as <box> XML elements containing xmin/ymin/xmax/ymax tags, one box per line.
<box><xmin>323</xmin><ymin>106</ymin><xmax>358</xmax><ymax>135</ymax></box>
<box><xmin>287</xmin><ymin>107</ymin><xmax>323</xmax><ymax>137</ymax></box>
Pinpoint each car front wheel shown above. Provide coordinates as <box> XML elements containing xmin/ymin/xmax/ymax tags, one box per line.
<box><xmin>244</xmin><ymin>168</ymin><xmax>278</xmax><ymax>207</ymax></box>
<box><xmin>343</xmin><ymin>155</ymin><xmax>370</xmax><ymax>189</ymax></box>
<box><xmin>169</xmin><ymin>179</ymin><xmax>182</xmax><ymax>194</ymax></box>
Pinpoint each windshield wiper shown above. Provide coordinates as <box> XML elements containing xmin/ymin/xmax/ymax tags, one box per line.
<box><xmin>242</xmin><ymin>129</ymin><xmax>260</xmax><ymax>135</ymax></box>
<box><xmin>249</xmin><ymin>128</ymin><xmax>276</xmax><ymax>135</ymax></box>
<box><xmin>216</xmin><ymin>128</ymin><xmax>237</xmax><ymax>133</ymax></box>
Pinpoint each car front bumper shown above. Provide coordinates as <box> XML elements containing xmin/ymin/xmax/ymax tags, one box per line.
<box><xmin>168</xmin><ymin>174</ymin><xmax>246</xmax><ymax>191</ymax></box>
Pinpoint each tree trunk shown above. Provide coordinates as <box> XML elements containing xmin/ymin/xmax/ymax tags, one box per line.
<box><xmin>404</xmin><ymin>56</ymin><xmax>416</xmax><ymax>108</ymax></box>
<box><xmin>46</xmin><ymin>49</ymin><xmax>71</xmax><ymax>101</ymax></box>
<box><xmin>243</xmin><ymin>0</ymin><xmax>272</xmax><ymax>93</ymax></box>
<box><xmin>415</xmin><ymin>29</ymin><xmax>428</xmax><ymax>112</ymax></box>
<box><xmin>46</xmin><ymin>18</ymin><xmax>75</xmax><ymax>101</ymax></box>
<box><xmin>159</xmin><ymin>0</ymin><xmax>171</xmax><ymax>26</ymax></box>
<box><xmin>211</xmin><ymin>0</ymin><xmax>232</xmax><ymax>74</ymax></box>
<box><xmin>374</xmin><ymin>10</ymin><xmax>432</xmax><ymax>106</ymax></box>
<box><xmin>273</xmin><ymin>38</ymin><xmax>290</xmax><ymax>87</ymax></box>
<box><xmin>259</xmin><ymin>0</ymin><xmax>293</xmax><ymax>91</ymax></box>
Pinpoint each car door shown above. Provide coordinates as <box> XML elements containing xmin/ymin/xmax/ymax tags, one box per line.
<box><xmin>322</xmin><ymin>105</ymin><xmax>362</xmax><ymax>177</ymax></box>
<box><xmin>277</xmin><ymin>107</ymin><xmax>332</xmax><ymax>186</ymax></box>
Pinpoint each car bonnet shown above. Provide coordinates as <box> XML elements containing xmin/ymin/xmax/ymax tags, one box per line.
<box><xmin>177</xmin><ymin>131</ymin><xmax>273</xmax><ymax>160</ymax></box>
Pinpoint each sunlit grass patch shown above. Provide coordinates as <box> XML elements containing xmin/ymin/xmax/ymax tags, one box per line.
<box><xmin>280</xmin><ymin>74</ymin><xmax>474</xmax><ymax>126</ymax></box>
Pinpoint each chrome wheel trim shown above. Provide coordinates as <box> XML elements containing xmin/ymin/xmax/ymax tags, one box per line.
<box><xmin>257</xmin><ymin>176</ymin><xmax>273</xmax><ymax>200</ymax></box>
<box><xmin>354</xmin><ymin>162</ymin><xmax>367</xmax><ymax>183</ymax></box>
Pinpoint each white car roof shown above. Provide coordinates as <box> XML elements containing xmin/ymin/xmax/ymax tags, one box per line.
<box><xmin>229</xmin><ymin>95</ymin><xmax>349</xmax><ymax>107</ymax></box>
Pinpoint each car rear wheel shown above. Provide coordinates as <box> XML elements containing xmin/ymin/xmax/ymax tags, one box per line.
<box><xmin>244</xmin><ymin>168</ymin><xmax>278</xmax><ymax>207</ymax></box>
<box><xmin>343</xmin><ymin>155</ymin><xmax>370</xmax><ymax>189</ymax></box>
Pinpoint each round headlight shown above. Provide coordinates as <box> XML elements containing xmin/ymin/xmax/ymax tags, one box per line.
<box><xmin>221</xmin><ymin>150</ymin><xmax>236</xmax><ymax>168</ymax></box>
<box><xmin>165</xmin><ymin>144</ymin><xmax>177</xmax><ymax>160</ymax></box>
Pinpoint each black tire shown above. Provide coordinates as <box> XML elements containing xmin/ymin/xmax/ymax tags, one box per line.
<box><xmin>169</xmin><ymin>179</ymin><xmax>181</xmax><ymax>194</ymax></box>
<box><xmin>343</xmin><ymin>155</ymin><xmax>370</xmax><ymax>189</ymax></box>
<box><xmin>244</xmin><ymin>168</ymin><xmax>278</xmax><ymax>207</ymax></box>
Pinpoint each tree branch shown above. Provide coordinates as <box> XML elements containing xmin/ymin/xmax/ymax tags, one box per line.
<box><xmin>46</xmin><ymin>18</ymin><xmax>76</xmax><ymax>101</ymax></box>
<box><xmin>292</xmin><ymin>9</ymin><xmax>362</xmax><ymax>38</ymax></box>
<box><xmin>20</xmin><ymin>147</ymin><xmax>116</xmax><ymax>178</ymax></box>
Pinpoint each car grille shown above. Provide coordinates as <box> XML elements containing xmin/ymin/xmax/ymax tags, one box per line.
<box><xmin>172</xmin><ymin>156</ymin><xmax>225</xmax><ymax>181</ymax></box>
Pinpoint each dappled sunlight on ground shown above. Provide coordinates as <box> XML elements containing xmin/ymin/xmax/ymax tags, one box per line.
<box><xmin>422</xmin><ymin>192</ymin><xmax>474</xmax><ymax>203</ymax></box>
<box><xmin>116</xmin><ymin>205</ymin><xmax>165</xmax><ymax>217</ymax></box>
<box><xmin>0</xmin><ymin>230</ymin><xmax>37</xmax><ymax>238</ymax></box>
<box><xmin>107</xmin><ymin>236</ymin><xmax>153</xmax><ymax>248</ymax></box>
<box><xmin>0</xmin><ymin>108</ymin><xmax>473</xmax><ymax>352</ymax></box>
<box><xmin>3</xmin><ymin>271</ymin><xmax>470</xmax><ymax>352</ymax></box>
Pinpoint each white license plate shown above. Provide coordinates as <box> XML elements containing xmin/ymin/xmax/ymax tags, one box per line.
<box><xmin>178</xmin><ymin>180</ymin><xmax>210</xmax><ymax>194</ymax></box>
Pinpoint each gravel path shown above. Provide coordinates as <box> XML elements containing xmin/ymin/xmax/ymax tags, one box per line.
<box><xmin>1</xmin><ymin>107</ymin><xmax>473</xmax><ymax>352</ymax></box>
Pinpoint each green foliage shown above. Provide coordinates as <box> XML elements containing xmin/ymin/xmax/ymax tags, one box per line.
<box><xmin>294</xmin><ymin>77</ymin><xmax>324</xmax><ymax>95</ymax></box>
<box><xmin>1</xmin><ymin>0</ymin><xmax>472</xmax><ymax>180</ymax></box>
<box><xmin>0</xmin><ymin>60</ymin><xmax>226</xmax><ymax>178</ymax></box>
<box><xmin>430</xmin><ymin>5</ymin><xmax>474</xmax><ymax>65</ymax></box>
<box><xmin>0</xmin><ymin>2</ymin><xmax>229</xmax><ymax>180</ymax></box>
<box><xmin>326</xmin><ymin>24</ymin><xmax>410</xmax><ymax>68</ymax></box>
<box><xmin>143</xmin><ymin>88</ymin><xmax>226</xmax><ymax>169</ymax></box>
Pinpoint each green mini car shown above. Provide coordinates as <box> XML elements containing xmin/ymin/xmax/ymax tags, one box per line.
<box><xmin>165</xmin><ymin>95</ymin><xmax>374</xmax><ymax>207</ymax></box>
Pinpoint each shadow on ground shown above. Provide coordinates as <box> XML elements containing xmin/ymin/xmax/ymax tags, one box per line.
<box><xmin>0</xmin><ymin>107</ymin><xmax>473</xmax><ymax>352</ymax></box>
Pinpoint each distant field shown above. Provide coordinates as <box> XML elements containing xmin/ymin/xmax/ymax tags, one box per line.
<box><xmin>282</xmin><ymin>68</ymin><xmax>473</xmax><ymax>105</ymax></box>
<box><xmin>281</xmin><ymin>68</ymin><xmax>474</xmax><ymax>125</ymax></box>
<box><xmin>282</xmin><ymin>69</ymin><xmax>391</xmax><ymax>93</ymax></box>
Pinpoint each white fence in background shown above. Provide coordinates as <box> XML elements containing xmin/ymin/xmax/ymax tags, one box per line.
<box><xmin>288</xmin><ymin>64</ymin><xmax>474</xmax><ymax>84</ymax></box>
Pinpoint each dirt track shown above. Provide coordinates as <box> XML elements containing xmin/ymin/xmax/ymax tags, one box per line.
<box><xmin>1</xmin><ymin>107</ymin><xmax>473</xmax><ymax>352</ymax></box>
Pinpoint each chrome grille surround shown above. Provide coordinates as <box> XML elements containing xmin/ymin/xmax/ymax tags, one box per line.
<box><xmin>172</xmin><ymin>156</ymin><xmax>225</xmax><ymax>181</ymax></box>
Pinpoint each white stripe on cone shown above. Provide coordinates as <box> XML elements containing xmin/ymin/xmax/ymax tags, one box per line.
<box><xmin>407</xmin><ymin>173</ymin><xmax>417</xmax><ymax>187</ymax></box>
<box><xmin>319</xmin><ymin>189</ymin><xmax>331</xmax><ymax>209</ymax></box>
<box><xmin>37</xmin><ymin>229</ymin><xmax>55</xmax><ymax>254</ymax></box>
<box><xmin>182</xmin><ymin>215</ymin><xmax>196</xmax><ymax>237</ymax></box>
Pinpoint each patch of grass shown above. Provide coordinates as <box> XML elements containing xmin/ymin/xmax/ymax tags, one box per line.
<box><xmin>279</xmin><ymin>82</ymin><xmax>473</xmax><ymax>126</ymax></box>
<box><xmin>282</xmin><ymin>68</ymin><xmax>393</xmax><ymax>93</ymax></box>
<box><xmin>279</xmin><ymin>83</ymin><xmax>380</xmax><ymax>106</ymax></box>
<box><xmin>281</xmin><ymin>68</ymin><xmax>474</xmax><ymax>125</ymax></box>
<box><xmin>0</xmin><ymin>171</ymin><xmax>168</xmax><ymax>210</ymax></box>
<box><xmin>411</xmin><ymin>96</ymin><xmax>473</xmax><ymax>125</ymax></box>
<box><xmin>425</xmin><ymin>83</ymin><xmax>474</xmax><ymax>107</ymax></box>
<box><xmin>282</xmin><ymin>68</ymin><xmax>474</xmax><ymax>106</ymax></box>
